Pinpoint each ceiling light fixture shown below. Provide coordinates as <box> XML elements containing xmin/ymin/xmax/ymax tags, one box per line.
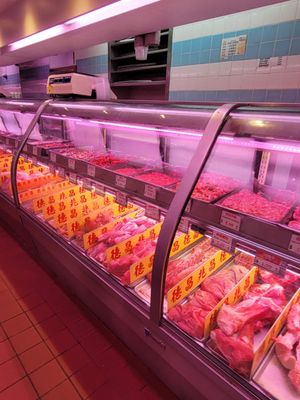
<box><xmin>8</xmin><ymin>0</ymin><xmax>159</xmax><ymax>51</ymax></box>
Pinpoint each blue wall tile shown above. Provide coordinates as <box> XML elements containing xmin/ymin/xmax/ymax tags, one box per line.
<box><xmin>223</xmin><ymin>32</ymin><xmax>236</xmax><ymax>38</ymax></box>
<box><xmin>281</xmin><ymin>89</ymin><xmax>298</xmax><ymax>102</ymax></box>
<box><xmin>290</xmin><ymin>38</ymin><xmax>300</xmax><ymax>55</ymax></box>
<box><xmin>274</xmin><ymin>39</ymin><xmax>290</xmax><ymax>57</ymax></box>
<box><xmin>259</xmin><ymin>42</ymin><xmax>274</xmax><ymax>58</ymax></box>
<box><xmin>211</xmin><ymin>34</ymin><xmax>223</xmax><ymax>49</ymax></box>
<box><xmin>247</xmin><ymin>27</ymin><xmax>263</xmax><ymax>44</ymax></box>
<box><xmin>199</xmin><ymin>50</ymin><xmax>210</xmax><ymax>64</ymax></box>
<box><xmin>172</xmin><ymin>42</ymin><xmax>182</xmax><ymax>54</ymax></box>
<box><xmin>210</xmin><ymin>49</ymin><xmax>220</xmax><ymax>63</ymax></box>
<box><xmin>262</xmin><ymin>24</ymin><xmax>278</xmax><ymax>42</ymax></box>
<box><xmin>191</xmin><ymin>38</ymin><xmax>201</xmax><ymax>52</ymax></box>
<box><xmin>171</xmin><ymin>53</ymin><xmax>181</xmax><ymax>66</ymax></box>
<box><xmin>245</xmin><ymin>44</ymin><xmax>259</xmax><ymax>59</ymax></box>
<box><xmin>201</xmin><ymin>36</ymin><xmax>212</xmax><ymax>50</ymax></box>
<box><xmin>294</xmin><ymin>21</ymin><xmax>300</xmax><ymax>37</ymax></box>
<box><xmin>252</xmin><ymin>89</ymin><xmax>267</xmax><ymax>101</ymax></box>
<box><xmin>190</xmin><ymin>52</ymin><xmax>199</xmax><ymax>64</ymax></box>
<box><xmin>266</xmin><ymin>89</ymin><xmax>282</xmax><ymax>101</ymax></box>
<box><xmin>181</xmin><ymin>40</ymin><xmax>191</xmax><ymax>53</ymax></box>
<box><xmin>277</xmin><ymin>21</ymin><xmax>295</xmax><ymax>40</ymax></box>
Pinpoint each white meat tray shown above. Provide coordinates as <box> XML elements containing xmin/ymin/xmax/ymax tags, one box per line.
<box><xmin>253</xmin><ymin>344</ymin><xmax>300</xmax><ymax>400</ymax></box>
<box><xmin>135</xmin><ymin>280</ymin><xmax>168</xmax><ymax>313</ymax></box>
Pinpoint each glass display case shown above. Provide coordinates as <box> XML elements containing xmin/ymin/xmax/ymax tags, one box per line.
<box><xmin>0</xmin><ymin>98</ymin><xmax>299</xmax><ymax>400</ymax></box>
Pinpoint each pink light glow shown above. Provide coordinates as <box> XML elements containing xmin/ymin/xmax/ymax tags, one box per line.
<box><xmin>65</xmin><ymin>0</ymin><xmax>160</xmax><ymax>27</ymax></box>
<box><xmin>9</xmin><ymin>25</ymin><xmax>65</xmax><ymax>51</ymax></box>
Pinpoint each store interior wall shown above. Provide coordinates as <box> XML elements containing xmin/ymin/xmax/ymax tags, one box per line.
<box><xmin>1</xmin><ymin>0</ymin><xmax>300</xmax><ymax>102</ymax></box>
<box><xmin>169</xmin><ymin>0</ymin><xmax>300</xmax><ymax>102</ymax></box>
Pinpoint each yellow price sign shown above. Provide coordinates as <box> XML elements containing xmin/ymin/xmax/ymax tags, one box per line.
<box><xmin>167</xmin><ymin>249</ymin><xmax>232</xmax><ymax>310</ymax></box>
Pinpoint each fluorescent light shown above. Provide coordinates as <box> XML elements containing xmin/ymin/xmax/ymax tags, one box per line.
<box><xmin>65</xmin><ymin>0</ymin><xmax>160</xmax><ymax>28</ymax></box>
<box><xmin>9</xmin><ymin>25</ymin><xmax>65</xmax><ymax>51</ymax></box>
<box><xmin>8</xmin><ymin>0</ymin><xmax>159</xmax><ymax>51</ymax></box>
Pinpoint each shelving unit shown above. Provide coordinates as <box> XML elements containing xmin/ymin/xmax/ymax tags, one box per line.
<box><xmin>108</xmin><ymin>29</ymin><xmax>172</xmax><ymax>100</ymax></box>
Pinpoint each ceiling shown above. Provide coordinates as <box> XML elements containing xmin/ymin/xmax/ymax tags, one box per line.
<box><xmin>0</xmin><ymin>0</ymin><xmax>284</xmax><ymax>66</ymax></box>
<box><xmin>0</xmin><ymin>0</ymin><xmax>19</xmax><ymax>13</ymax></box>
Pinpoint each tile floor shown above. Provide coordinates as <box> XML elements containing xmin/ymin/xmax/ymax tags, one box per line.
<box><xmin>0</xmin><ymin>225</ymin><xmax>177</xmax><ymax>399</ymax></box>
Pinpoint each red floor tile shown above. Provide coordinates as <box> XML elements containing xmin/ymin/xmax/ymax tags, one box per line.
<box><xmin>35</xmin><ymin>315</ymin><xmax>65</xmax><ymax>340</ymax></box>
<box><xmin>19</xmin><ymin>342</ymin><xmax>54</xmax><ymax>374</ymax></box>
<box><xmin>141</xmin><ymin>384</ymin><xmax>178</xmax><ymax>400</ymax></box>
<box><xmin>0</xmin><ymin>326</ymin><xmax>7</xmax><ymax>342</ymax></box>
<box><xmin>0</xmin><ymin>357</ymin><xmax>26</xmax><ymax>392</ymax></box>
<box><xmin>45</xmin><ymin>328</ymin><xmax>78</xmax><ymax>357</ymax></box>
<box><xmin>92</xmin><ymin>345</ymin><xmax>127</xmax><ymax>373</ymax></box>
<box><xmin>30</xmin><ymin>359</ymin><xmax>66</xmax><ymax>397</ymax></box>
<box><xmin>70</xmin><ymin>361</ymin><xmax>107</xmax><ymax>399</ymax></box>
<box><xmin>2</xmin><ymin>313</ymin><xmax>32</xmax><ymax>337</ymax></box>
<box><xmin>42</xmin><ymin>380</ymin><xmax>81</xmax><ymax>400</ymax></box>
<box><xmin>0</xmin><ymin>377</ymin><xmax>38</xmax><ymax>400</ymax></box>
<box><xmin>0</xmin><ymin>300</ymin><xmax>23</xmax><ymax>323</ymax></box>
<box><xmin>66</xmin><ymin>317</ymin><xmax>97</xmax><ymax>341</ymax></box>
<box><xmin>0</xmin><ymin>339</ymin><xmax>16</xmax><ymax>365</ymax></box>
<box><xmin>26</xmin><ymin>303</ymin><xmax>55</xmax><ymax>325</ymax></box>
<box><xmin>0</xmin><ymin>290</ymin><xmax>16</xmax><ymax>307</ymax></box>
<box><xmin>18</xmin><ymin>292</ymin><xmax>45</xmax><ymax>312</ymax></box>
<box><xmin>80</xmin><ymin>330</ymin><xmax>112</xmax><ymax>358</ymax></box>
<box><xmin>57</xmin><ymin>343</ymin><xmax>91</xmax><ymax>376</ymax></box>
<box><xmin>9</xmin><ymin>326</ymin><xmax>42</xmax><ymax>354</ymax></box>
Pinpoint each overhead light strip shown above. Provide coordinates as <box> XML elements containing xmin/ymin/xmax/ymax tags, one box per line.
<box><xmin>9</xmin><ymin>0</ymin><xmax>160</xmax><ymax>51</ymax></box>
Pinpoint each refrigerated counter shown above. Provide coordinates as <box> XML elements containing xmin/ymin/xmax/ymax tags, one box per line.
<box><xmin>0</xmin><ymin>98</ymin><xmax>299</xmax><ymax>400</ymax></box>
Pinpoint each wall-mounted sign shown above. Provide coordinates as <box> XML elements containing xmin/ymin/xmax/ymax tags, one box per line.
<box><xmin>220</xmin><ymin>35</ymin><xmax>247</xmax><ymax>60</ymax></box>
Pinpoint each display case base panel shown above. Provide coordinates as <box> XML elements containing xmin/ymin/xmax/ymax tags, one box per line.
<box><xmin>20</xmin><ymin>212</ymin><xmax>262</xmax><ymax>400</ymax></box>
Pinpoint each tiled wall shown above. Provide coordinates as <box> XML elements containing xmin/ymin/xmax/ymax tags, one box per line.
<box><xmin>0</xmin><ymin>65</ymin><xmax>21</xmax><ymax>98</ymax></box>
<box><xmin>170</xmin><ymin>0</ymin><xmax>300</xmax><ymax>102</ymax></box>
<box><xmin>75</xmin><ymin>44</ymin><xmax>108</xmax><ymax>76</ymax></box>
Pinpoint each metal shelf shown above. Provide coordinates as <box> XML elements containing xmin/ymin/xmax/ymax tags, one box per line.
<box><xmin>111</xmin><ymin>48</ymin><xmax>168</xmax><ymax>61</ymax></box>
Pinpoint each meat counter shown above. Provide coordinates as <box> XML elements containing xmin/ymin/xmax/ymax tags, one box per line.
<box><xmin>0</xmin><ymin>98</ymin><xmax>299</xmax><ymax>400</ymax></box>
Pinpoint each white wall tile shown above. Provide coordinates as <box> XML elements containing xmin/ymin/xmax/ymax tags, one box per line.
<box><xmin>296</xmin><ymin>0</ymin><xmax>300</xmax><ymax>18</ymax></box>
<box><xmin>249</xmin><ymin>9</ymin><xmax>266</xmax><ymax>28</ymax></box>
<box><xmin>75</xmin><ymin>43</ymin><xmax>108</xmax><ymax>60</ymax></box>
<box><xmin>229</xmin><ymin>74</ymin><xmax>242</xmax><ymax>89</ymax></box>
<box><xmin>198</xmin><ymin>64</ymin><xmax>209</xmax><ymax>76</ymax></box>
<box><xmin>278</xmin><ymin>0</ymin><xmax>298</xmax><ymax>22</ymax></box>
<box><xmin>243</xmin><ymin>59</ymin><xmax>258</xmax><ymax>73</ymax></box>
<box><xmin>219</xmin><ymin>61</ymin><xmax>232</xmax><ymax>76</ymax></box>
<box><xmin>263</xmin><ymin>3</ymin><xmax>282</xmax><ymax>25</ymax></box>
<box><xmin>207</xmin><ymin>62</ymin><xmax>220</xmax><ymax>76</ymax></box>
<box><xmin>231</xmin><ymin>60</ymin><xmax>244</xmax><ymax>75</ymax></box>
<box><xmin>286</xmin><ymin>54</ymin><xmax>300</xmax><ymax>71</ymax></box>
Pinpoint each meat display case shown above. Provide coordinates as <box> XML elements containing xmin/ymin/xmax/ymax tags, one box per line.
<box><xmin>0</xmin><ymin>98</ymin><xmax>300</xmax><ymax>400</ymax></box>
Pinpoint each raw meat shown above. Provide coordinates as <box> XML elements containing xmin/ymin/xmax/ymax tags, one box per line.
<box><xmin>259</xmin><ymin>269</ymin><xmax>298</xmax><ymax>297</ymax></box>
<box><xmin>211</xmin><ymin>282</ymin><xmax>287</xmax><ymax>376</ymax></box>
<box><xmin>87</xmin><ymin>215</ymin><xmax>155</xmax><ymax>261</ymax></box>
<box><xmin>103</xmin><ymin>239</ymin><xmax>157</xmax><ymax>279</ymax></box>
<box><xmin>201</xmin><ymin>264</ymin><xmax>249</xmax><ymax>301</ymax></box>
<box><xmin>164</xmin><ymin>239</ymin><xmax>216</xmax><ymax>293</ymax></box>
<box><xmin>275</xmin><ymin>303</ymin><xmax>300</xmax><ymax>394</ymax></box>
<box><xmin>114</xmin><ymin>167</ymin><xmax>144</xmax><ymax>176</ymax></box>
<box><xmin>136</xmin><ymin>171</ymin><xmax>179</xmax><ymax>187</ymax></box>
<box><xmin>55</xmin><ymin>148</ymin><xmax>95</xmax><ymax>160</ymax></box>
<box><xmin>90</xmin><ymin>154</ymin><xmax>126</xmax><ymax>167</ymax></box>
<box><xmin>167</xmin><ymin>264</ymin><xmax>248</xmax><ymax>339</ymax></box>
<box><xmin>210</xmin><ymin>325</ymin><xmax>254</xmax><ymax>376</ymax></box>
<box><xmin>168</xmin><ymin>290</ymin><xmax>219</xmax><ymax>338</ymax></box>
<box><xmin>288</xmin><ymin>207</ymin><xmax>300</xmax><ymax>231</ymax></box>
<box><xmin>74</xmin><ymin>208</ymin><xmax>116</xmax><ymax>240</ymax></box>
<box><xmin>187</xmin><ymin>172</ymin><xmax>240</xmax><ymax>202</ymax></box>
<box><xmin>219</xmin><ymin>189</ymin><xmax>292</xmax><ymax>222</ymax></box>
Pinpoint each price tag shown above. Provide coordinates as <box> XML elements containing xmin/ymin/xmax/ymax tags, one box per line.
<box><xmin>255</xmin><ymin>250</ymin><xmax>287</xmax><ymax>277</ymax></box>
<box><xmin>288</xmin><ymin>234</ymin><xmax>300</xmax><ymax>255</ymax></box>
<box><xmin>49</xmin><ymin>164</ymin><xmax>55</xmax><ymax>174</ymax></box>
<box><xmin>87</xmin><ymin>164</ymin><xmax>96</xmax><ymax>177</ymax></box>
<box><xmin>220</xmin><ymin>210</ymin><xmax>241</xmax><ymax>232</ymax></box>
<box><xmin>115</xmin><ymin>174</ymin><xmax>127</xmax><ymax>189</ymax></box>
<box><xmin>178</xmin><ymin>218</ymin><xmax>189</xmax><ymax>233</ymax></box>
<box><xmin>50</xmin><ymin>152</ymin><xmax>56</xmax><ymax>163</ymax></box>
<box><xmin>212</xmin><ymin>231</ymin><xmax>235</xmax><ymax>253</ymax></box>
<box><xmin>185</xmin><ymin>200</ymin><xmax>192</xmax><ymax>213</ymax></box>
<box><xmin>145</xmin><ymin>204</ymin><xmax>160</xmax><ymax>221</ymax></box>
<box><xmin>144</xmin><ymin>184</ymin><xmax>157</xmax><ymax>200</ymax></box>
<box><xmin>93</xmin><ymin>182</ymin><xmax>105</xmax><ymax>195</ymax></box>
<box><xmin>58</xmin><ymin>167</ymin><xmax>65</xmax><ymax>178</ymax></box>
<box><xmin>33</xmin><ymin>146</ymin><xmax>38</xmax><ymax>156</ymax></box>
<box><xmin>116</xmin><ymin>191</ymin><xmax>127</xmax><ymax>207</ymax></box>
<box><xmin>68</xmin><ymin>158</ymin><xmax>76</xmax><ymax>170</ymax></box>
<box><xmin>23</xmin><ymin>144</ymin><xmax>28</xmax><ymax>152</ymax></box>
<box><xmin>69</xmin><ymin>172</ymin><xmax>77</xmax><ymax>184</ymax></box>
<box><xmin>81</xmin><ymin>178</ymin><xmax>92</xmax><ymax>190</ymax></box>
